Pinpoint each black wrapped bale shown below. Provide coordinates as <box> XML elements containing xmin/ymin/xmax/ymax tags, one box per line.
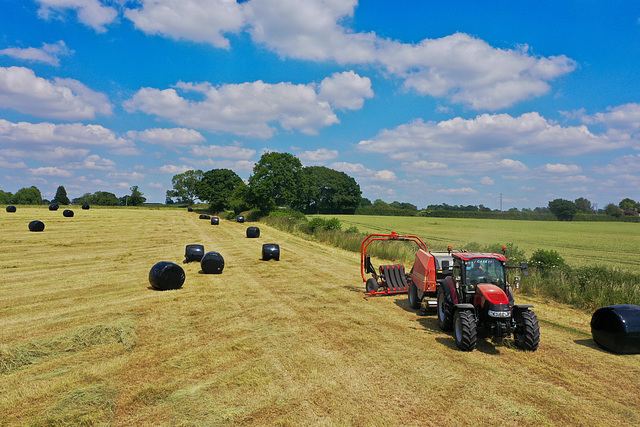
<box><xmin>591</xmin><ymin>305</ymin><xmax>640</xmax><ymax>354</ymax></box>
<box><xmin>82</xmin><ymin>204</ymin><xmax>90</xmax><ymax>210</ymax></box>
<box><xmin>211</xmin><ymin>217</ymin><xmax>219</xmax><ymax>225</ymax></box>
<box><xmin>201</xmin><ymin>251</ymin><xmax>224</xmax><ymax>274</ymax></box>
<box><xmin>236</xmin><ymin>216</ymin><xmax>244</xmax><ymax>223</ymax></box>
<box><xmin>185</xmin><ymin>244</ymin><xmax>205</xmax><ymax>262</ymax></box>
<box><xmin>49</xmin><ymin>204</ymin><xmax>59</xmax><ymax>211</ymax></box>
<box><xmin>262</xmin><ymin>244</ymin><xmax>280</xmax><ymax>261</ymax></box>
<box><xmin>149</xmin><ymin>261</ymin><xmax>185</xmax><ymax>290</ymax></box>
<box><xmin>63</xmin><ymin>209</ymin><xmax>74</xmax><ymax>217</ymax></box>
<box><xmin>187</xmin><ymin>207</ymin><xmax>193</xmax><ymax>212</ymax></box>
<box><xmin>6</xmin><ymin>206</ymin><xmax>16</xmax><ymax>213</ymax></box>
<box><xmin>28</xmin><ymin>220</ymin><xmax>45</xmax><ymax>232</ymax></box>
<box><xmin>199</xmin><ymin>214</ymin><xmax>211</xmax><ymax>220</ymax></box>
<box><xmin>246</xmin><ymin>226</ymin><xmax>260</xmax><ymax>238</ymax></box>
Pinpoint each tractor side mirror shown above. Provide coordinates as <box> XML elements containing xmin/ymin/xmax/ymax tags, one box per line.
<box><xmin>520</xmin><ymin>261</ymin><xmax>529</xmax><ymax>276</ymax></box>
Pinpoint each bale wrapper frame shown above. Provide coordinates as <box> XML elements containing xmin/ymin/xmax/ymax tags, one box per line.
<box><xmin>361</xmin><ymin>231</ymin><xmax>427</xmax><ymax>296</ymax></box>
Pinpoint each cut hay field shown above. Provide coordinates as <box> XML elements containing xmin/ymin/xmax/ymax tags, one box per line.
<box><xmin>320</xmin><ymin>215</ymin><xmax>640</xmax><ymax>273</ymax></box>
<box><xmin>1</xmin><ymin>207</ymin><xmax>639</xmax><ymax>425</ymax></box>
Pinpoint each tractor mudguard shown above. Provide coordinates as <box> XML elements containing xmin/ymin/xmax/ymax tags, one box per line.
<box><xmin>513</xmin><ymin>304</ymin><xmax>534</xmax><ymax>310</ymax></box>
<box><xmin>444</xmin><ymin>276</ymin><xmax>459</xmax><ymax>305</ymax></box>
<box><xmin>454</xmin><ymin>303</ymin><xmax>475</xmax><ymax>310</ymax></box>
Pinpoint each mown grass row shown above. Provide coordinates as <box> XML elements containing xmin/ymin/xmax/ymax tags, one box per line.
<box><xmin>263</xmin><ymin>212</ymin><xmax>640</xmax><ymax>310</ymax></box>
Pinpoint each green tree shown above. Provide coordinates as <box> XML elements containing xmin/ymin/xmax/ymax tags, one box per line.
<box><xmin>604</xmin><ymin>203</ymin><xmax>623</xmax><ymax>217</ymax></box>
<box><xmin>12</xmin><ymin>186</ymin><xmax>42</xmax><ymax>205</ymax></box>
<box><xmin>302</xmin><ymin>166</ymin><xmax>362</xmax><ymax>214</ymax></box>
<box><xmin>574</xmin><ymin>197</ymin><xmax>594</xmax><ymax>214</ymax></box>
<box><xmin>227</xmin><ymin>182</ymin><xmax>251</xmax><ymax>214</ymax></box>
<box><xmin>52</xmin><ymin>185</ymin><xmax>70</xmax><ymax>205</ymax></box>
<box><xmin>122</xmin><ymin>186</ymin><xmax>146</xmax><ymax>206</ymax></box>
<box><xmin>196</xmin><ymin>168</ymin><xmax>244</xmax><ymax>212</ymax></box>
<box><xmin>548</xmin><ymin>198</ymin><xmax>579</xmax><ymax>221</ymax></box>
<box><xmin>93</xmin><ymin>191</ymin><xmax>119</xmax><ymax>206</ymax></box>
<box><xmin>0</xmin><ymin>190</ymin><xmax>12</xmax><ymax>204</ymax></box>
<box><xmin>619</xmin><ymin>198</ymin><xmax>639</xmax><ymax>211</ymax></box>
<box><xmin>72</xmin><ymin>193</ymin><xmax>93</xmax><ymax>205</ymax></box>
<box><xmin>248</xmin><ymin>152</ymin><xmax>307</xmax><ymax>213</ymax></box>
<box><xmin>166</xmin><ymin>169</ymin><xmax>204</xmax><ymax>204</ymax></box>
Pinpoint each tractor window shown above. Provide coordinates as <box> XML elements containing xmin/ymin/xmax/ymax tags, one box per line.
<box><xmin>465</xmin><ymin>258</ymin><xmax>505</xmax><ymax>286</ymax></box>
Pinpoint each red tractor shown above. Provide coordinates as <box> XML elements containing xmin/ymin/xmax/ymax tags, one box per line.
<box><xmin>431</xmin><ymin>250</ymin><xmax>539</xmax><ymax>351</ymax></box>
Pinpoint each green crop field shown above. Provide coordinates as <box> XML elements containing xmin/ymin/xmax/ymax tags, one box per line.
<box><xmin>1</xmin><ymin>207</ymin><xmax>640</xmax><ymax>425</ymax></box>
<box><xmin>317</xmin><ymin>215</ymin><xmax>640</xmax><ymax>273</ymax></box>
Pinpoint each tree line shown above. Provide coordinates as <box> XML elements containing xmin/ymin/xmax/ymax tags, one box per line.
<box><xmin>0</xmin><ymin>185</ymin><xmax>147</xmax><ymax>207</ymax></box>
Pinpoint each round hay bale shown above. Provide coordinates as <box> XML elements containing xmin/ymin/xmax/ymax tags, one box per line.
<box><xmin>211</xmin><ymin>217</ymin><xmax>219</xmax><ymax>225</ymax></box>
<box><xmin>82</xmin><ymin>204</ymin><xmax>90</xmax><ymax>210</ymax></box>
<box><xmin>28</xmin><ymin>220</ymin><xmax>45</xmax><ymax>232</ymax></box>
<box><xmin>201</xmin><ymin>251</ymin><xmax>224</xmax><ymax>274</ymax></box>
<box><xmin>591</xmin><ymin>305</ymin><xmax>640</xmax><ymax>354</ymax></box>
<box><xmin>149</xmin><ymin>261</ymin><xmax>185</xmax><ymax>290</ymax></box>
<box><xmin>246</xmin><ymin>226</ymin><xmax>260</xmax><ymax>238</ymax></box>
<box><xmin>185</xmin><ymin>244</ymin><xmax>205</xmax><ymax>262</ymax></box>
<box><xmin>63</xmin><ymin>209</ymin><xmax>74</xmax><ymax>217</ymax></box>
<box><xmin>262</xmin><ymin>243</ymin><xmax>280</xmax><ymax>261</ymax></box>
<box><xmin>187</xmin><ymin>207</ymin><xmax>193</xmax><ymax>212</ymax></box>
<box><xmin>49</xmin><ymin>204</ymin><xmax>59</xmax><ymax>211</ymax></box>
<box><xmin>6</xmin><ymin>205</ymin><xmax>16</xmax><ymax>213</ymax></box>
<box><xmin>236</xmin><ymin>216</ymin><xmax>244</xmax><ymax>223</ymax></box>
<box><xmin>199</xmin><ymin>214</ymin><xmax>211</xmax><ymax>220</ymax></box>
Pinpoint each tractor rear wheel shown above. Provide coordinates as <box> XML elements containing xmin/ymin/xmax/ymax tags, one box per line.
<box><xmin>513</xmin><ymin>310</ymin><xmax>540</xmax><ymax>351</ymax></box>
<box><xmin>408</xmin><ymin>283</ymin><xmax>420</xmax><ymax>309</ymax></box>
<box><xmin>453</xmin><ymin>310</ymin><xmax>477</xmax><ymax>351</ymax></box>
<box><xmin>366</xmin><ymin>278</ymin><xmax>379</xmax><ymax>293</ymax></box>
<box><xmin>437</xmin><ymin>286</ymin><xmax>453</xmax><ymax>331</ymax></box>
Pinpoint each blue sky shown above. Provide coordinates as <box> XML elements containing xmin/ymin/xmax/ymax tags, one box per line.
<box><xmin>1</xmin><ymin>0</ymin><xmax>639</xmax><ymax>210</ymax></box>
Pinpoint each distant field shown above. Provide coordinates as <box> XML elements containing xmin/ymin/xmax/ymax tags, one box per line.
<box><xmin>318</xmin><ymin>215</ymin><xmax>640</xmax><ymax>272</ymax></box>
<box><xmin>1</xmin><ymin>207</ymin><xmax>639</xmax><ymax>425</ymax></box>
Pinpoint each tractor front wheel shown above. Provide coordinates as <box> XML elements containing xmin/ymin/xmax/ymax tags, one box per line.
<box><xmin>453</xmin><ymin>310</ymin><xmax>477</xmax><ymax>351</ymax></box>
<box><xmin>437</xmin><ymin>286</ymin><xmax>453</xmax><ymax>331</ymax></box>
<box><xmin>514</xmin><ymin>310</ymin><xmax>540</xmax><ymax>351</ymax></box>
<box><xmin>408</xmin><ymin>283</ymin><xmax>420</xmax><ymax>309</ymax></box>
<box><xmin>366</xmin><ymin>278</ymin><xmax>379</xmax><ymax>293</ymax></box>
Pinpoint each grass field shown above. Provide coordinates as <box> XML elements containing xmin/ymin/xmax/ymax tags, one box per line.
<box><xmin>318</xmin><ymin>215</ymin><xmax>640</xmax><ymax>273</ymax></box>
<box><xmin>1</xmin><ymin>207</ymin><xmax>639</xmax><ymax>425</ymax></box>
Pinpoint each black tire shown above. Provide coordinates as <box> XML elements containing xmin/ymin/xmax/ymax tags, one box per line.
<box><xmin>437</xmin><ymin>286</ymin><xmax>454</xmax><ymax>331</ymax></box>
<box><xmin>514</xmin><ymin>310</ymin><xmax>540</xmax><ymax>351</ymax></box>
<box><xmin>366</xmin><ymin>278</ymin><xmax>379</xmax><ymax>293</ymax></box>
<box><xmin>408</xmin><ymin>283</ymin><xmax>421</xmax><ymax>309</ymax></box>
<box><xmin>453</xmin><ymin>310</ymin><xmax>477</xmax><ymax>351</ymax></box>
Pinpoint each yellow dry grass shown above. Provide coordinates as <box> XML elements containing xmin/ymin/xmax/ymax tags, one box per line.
<box><xmin>1</xmin><ymin>207</ymin><xmax>639</xmax><ymax>425</ymax></box>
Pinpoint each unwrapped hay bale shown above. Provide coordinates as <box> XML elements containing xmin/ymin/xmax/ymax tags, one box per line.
<box><xmin>591</xmin><ymin>305</ymin><xmax>640</xmax><ymax>354</ymax></box>
<box><xmin>211</xmin><ymin>217</ymin><xmax>219</xmax><ymax>225</ymax></box>
<box><xmin>6</xmin><ymin>206</ymin><xmax>16</xmax><ymax>213</ymax></box>
<box><xmin>63</xmin><ymin>209</ymin><xmax>74</xmax><ymax>217</ymax></box>
<box><xmin>201</xmin><ymin>251</ymin><xmax>224</xmax><ymax>274</ymax></box>
<box><xmin>236</xmin><ymin>216</ymin><xmax>244</xmax><ymax>223</ymax></box>
<box><xmin>199</xmin><ymin>214</ymin><xmax>211</xmax><ymax>220</ymax></box>
<box><xmin>262</xmin><ymin>243</ymin><xmax>280</xmax><ymax>261</ymax></box>
<box><xmin>246</xmin><ymin>226</ymin><xmax>260</xmax><ymax>238</ymax></box>
<box><xmin>28</xmin><ymin>220</ymin><xmax>45</xmax><ymax>232</ymax></box>
<box><xmin>149</xmin><ymin>261</ymin><xmax>185</xmax><ymax>290</ymax></box>
<box><xmin>185</xmin><ymin>244</ymin><xmax>205</xmax><ymax>262</ymax></box>
<box><xmin>82</xmin><ymin>204</ymin><xmax>90</xmax><ymax>210</ymax></box>
<box><xmin>49</xmin><ymin>204</ymin><xmax>59</xmax><ymax>211</ymax></box>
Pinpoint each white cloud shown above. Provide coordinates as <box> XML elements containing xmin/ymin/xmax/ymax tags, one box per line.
<box><xmin>0</xmin><ymin>67</ymin><xmax>112</xmax><ymax>120</ymax></box>
<box><xmin>480</xmin><ymin>176</ymin><xmax>494</xmax><ymax>185</ymax></box>
<box><xmin>107</xmin><ymin>171</ymin><xmax>148</xmax><ymax>180</ymax></box>
<box><xmin>0</xmin><ymin>120</ymin><xmax>132</xmax><ymax>151</ymax></box>
<box><xmin>298</xmin><ymin>148</ymin><xmax>339</xmax><ymax>163</ymax></box>
<box><xmin>70</xmin><ymin>154</ymin><xmax>117</xmax><ymax>171</ymax></box>
<box><xmin>36</xmin><ymin>0</ymin><xmax>118</xmax><ymax>33</ymax></box>
<box><xmin>28</xmin><ymin>166</ymin><xmax>73</xmax><ymax>177</ymax></box>
<box><xmin>0</xmin><ymin>155</ymin><xmax>27</xmax><ymax>169</ymax></box>
<box><xmin>125</xmin><ymin>0</ymin><xmax>245</xmax><ymax>49</ymax></box>
<box><xmin>155</xmin><ymin>164</ymin><xmax>195</xmax><ymax>174</ymax></box>
<box><xmin>541</xmin><ymin>163</ymin><xmax>582</xmax><ymax>174</ymax></box>
<box><xmin>318</xmin><ymin>71</ymin><xmax>373</xmax><ymax>110</ymax></box>
<box><xmin>0</xmin><ymin>41</ymin><xmax>71</xmax><ymax>66</ymax></box>
<box><xmin>585</xmin><ymin>103</ymin><xmax>640</xmax><ymax>131</ymax></box>
<box><xmin>189</xmin><ymin>144</ymin><xmax>256</xmax><ymax>159</ymax></box>
<box><xmin>436</xmin><ymin>187</ymin><xmax>478</xmax><ymax>195</ymax></box>
<box><xmin>593</xmin><ymin>154</ymin><xmax>640</xmax><ymax>175</ymax></box>
<box><xmin>330</xmin><ymin>161</ymin><xmax>396</xmax><ymax>181</ymax></box>
<box><xmin>124</xmin><ymin>77</ymin><xmax>369</xmax><ymax>137</ymax></box>
<box><xmin>180</xmin><ymin>158</ymin><xmax>255</xmax><ymax>172</ymax></box>
<box><xmin>126</xmin><ymin>128</ymin><xmax>205</xmax><ymax>147</ymax></box>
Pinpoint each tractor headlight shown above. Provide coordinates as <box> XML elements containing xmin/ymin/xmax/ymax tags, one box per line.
<box><xmin>488</xmin><ymin>310</ymin><xmax>511</xmax><ymax>318</ymax></box>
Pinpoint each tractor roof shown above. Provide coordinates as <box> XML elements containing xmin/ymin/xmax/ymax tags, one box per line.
<box><xmin>452</xmin><ymin>252</ymin><xmax>507</xmax><ymax>262</ymax></box>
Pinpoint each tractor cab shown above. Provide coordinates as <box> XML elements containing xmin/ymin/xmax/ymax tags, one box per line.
<box><xmin>452</xmin><ymin>254</ymin><xmax>510</xmax><ymax>303</ymax></box>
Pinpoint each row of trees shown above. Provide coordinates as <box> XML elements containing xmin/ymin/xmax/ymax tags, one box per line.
<box><xmin>0</xmin><ymin>186</ymin><xmax>146</xmax><ymax>207</ymax></box>
<box><xmin>548</xmin><ymin>197</ymin><xmax>639</xmax><ymax>221</ymax></box>
<box><xmin>167</xmin><ymin>152</ymin><xmax>363</xmax><ymax>214</ymax></box>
